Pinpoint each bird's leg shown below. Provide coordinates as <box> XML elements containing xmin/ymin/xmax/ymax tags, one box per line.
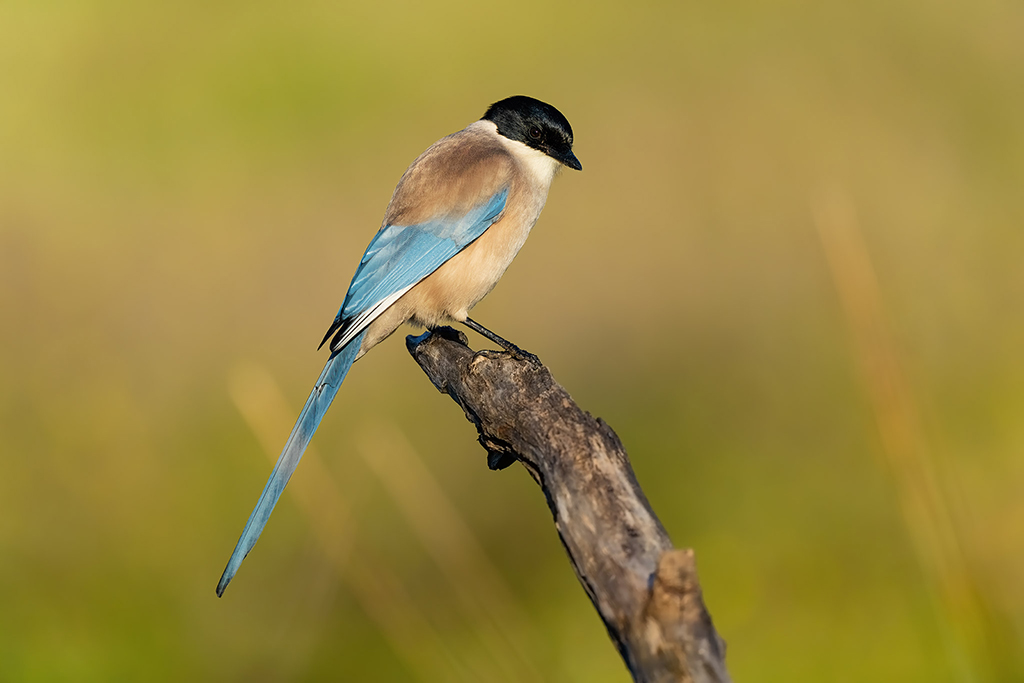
<box><xmin>462</xmin><ymin>318</ymin><xmax>540</xmax><ymax>364</ymax></box>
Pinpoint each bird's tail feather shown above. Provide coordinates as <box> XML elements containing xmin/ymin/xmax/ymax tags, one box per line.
<box><xmin>216</xmin><ymin>329</ymin><xmax>367</xmax><ymax>596</ymax></box>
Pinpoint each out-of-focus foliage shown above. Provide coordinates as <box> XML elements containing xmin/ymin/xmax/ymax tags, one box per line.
<box><xmin>1</xmin><ymin>0</ymin><xmax>1021</xmax><ymax>680</ymax></box>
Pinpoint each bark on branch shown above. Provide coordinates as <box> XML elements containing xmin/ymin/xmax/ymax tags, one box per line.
<box><xmin>406</xmin><ymin>328</ymin><xmax>731</xmax><ymax>683</ymax></box>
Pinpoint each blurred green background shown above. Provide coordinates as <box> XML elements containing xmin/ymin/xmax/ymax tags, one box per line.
<box><xmin>2</xmin><ymin>0</ymin><xmax>1022</xmax><ymax>680</ymax></box>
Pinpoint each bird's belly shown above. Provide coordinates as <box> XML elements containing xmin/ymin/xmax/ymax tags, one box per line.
<box><xmin>408</xmin><ymin>199</ymin><xmax>544</xmax><ymax>328</ymax></box>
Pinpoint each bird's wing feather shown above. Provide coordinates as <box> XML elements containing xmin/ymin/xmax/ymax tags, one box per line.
<box><xmin>324</xmin><ymin>185</ymin><xmax>509</xmax><ymax>352</ymax></box>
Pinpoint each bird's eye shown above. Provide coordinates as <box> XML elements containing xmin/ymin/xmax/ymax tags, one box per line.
<box><xmin>529</xmin><ymin>126</ymin><xmax>542</xmax><ymax>140</ymax></box>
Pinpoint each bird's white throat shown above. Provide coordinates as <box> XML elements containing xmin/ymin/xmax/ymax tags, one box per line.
<box><xmin>473</xmin><ymin>120</ymin><xmax>561</xmax><ymax>189</ymax></box>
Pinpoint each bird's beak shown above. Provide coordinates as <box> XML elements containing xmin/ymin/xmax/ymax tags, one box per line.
<box><xmin>561</xmin><ymin>150</ymin><xmax>583</xmax><ymax>171</ymax></box>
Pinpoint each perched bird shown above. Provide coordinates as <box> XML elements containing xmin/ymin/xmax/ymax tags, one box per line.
<box><xmin>217</xmin><ymin>95</ymin><xmax>581</xmax><ymax>596</ymax></box>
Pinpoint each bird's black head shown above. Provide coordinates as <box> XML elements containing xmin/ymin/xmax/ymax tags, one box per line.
<box><xmin>482</xmin><ymin>95</ymin><xmax>582</xmax><ymax>171</ymax></box>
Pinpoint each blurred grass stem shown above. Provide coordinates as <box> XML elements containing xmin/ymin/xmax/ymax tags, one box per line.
<box><xmin>814</xmin><ymin>189</ymin><xmax>1007</xmax><ymax>682</ymax></box>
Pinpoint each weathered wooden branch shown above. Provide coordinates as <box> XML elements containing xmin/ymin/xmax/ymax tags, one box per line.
<box><xmin>406</xmin><ymin>327</ymin><xmax>731</xmax><ymax>683</ymax></box>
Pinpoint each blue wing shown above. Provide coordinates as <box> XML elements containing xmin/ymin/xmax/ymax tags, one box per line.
<box><xmin>322</xmin><ymin>186</ymin><xmax>509</xmax><ymax>352</ymax></box>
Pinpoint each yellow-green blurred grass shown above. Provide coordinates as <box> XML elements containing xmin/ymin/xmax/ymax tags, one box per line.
<box><xmin>816</xmin><ymin>189</ymin><xmax>1020</xmax><ymax>680</ymax></box>
<box><xmin>2</xmin><ymin>0</ymin><xmax>1023</xmax><ymax>681</ymax></box>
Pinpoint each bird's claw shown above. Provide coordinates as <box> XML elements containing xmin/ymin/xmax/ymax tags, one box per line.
<box><xmin>506</xmin><ymin>344</ymin><xmax>541</xmax><ymax>365</ymax></box>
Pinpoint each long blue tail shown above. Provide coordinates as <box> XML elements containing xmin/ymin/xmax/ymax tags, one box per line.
<box><xmin>216</xmin><ymin>329</ymin><xmax>367</xmax><ymax>596</ymax></box>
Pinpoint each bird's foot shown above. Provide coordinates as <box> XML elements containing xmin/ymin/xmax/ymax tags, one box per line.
<box><xmin>501</xmin><ymin>343</ymin><xmax>541</xmax><ymax>365</ymax></box>
<box><xmin>462</xmin><ymin>318</ymin><xmax>541</xmax><ymax>364</ymax></box>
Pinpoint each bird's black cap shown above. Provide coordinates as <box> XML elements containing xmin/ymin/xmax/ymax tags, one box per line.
<box><xmin>482</xmin><ymin>95</ymin><xmax>582</xmax><ymax>171</ymax></box>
